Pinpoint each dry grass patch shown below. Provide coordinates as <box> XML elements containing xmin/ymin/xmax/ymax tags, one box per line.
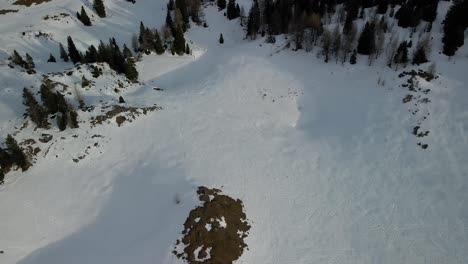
<box><xmin>13</xmin><ymin>0</ymin><xmax>51</xmax><ymax>7</ymax></box>
<box><xmin>0</xmin><ymin>9</ymin><xmax>18</xmax><ymax>15</ymax></box>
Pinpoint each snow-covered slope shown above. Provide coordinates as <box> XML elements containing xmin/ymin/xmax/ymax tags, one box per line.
<box><xmin>1</xmin><ymin>1</ymin><xmax>468</xmax><ymax>264</ymax></box>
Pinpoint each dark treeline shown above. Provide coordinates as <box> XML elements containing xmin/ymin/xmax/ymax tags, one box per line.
<box><xmin>59</xmin><ymin>36</ymin><xmax>139</xmax><ymax>82</ymax></box>
<box><xmin>236</xmin><ymin>0</ymin><xmax>467</xmax><ymax>59</ymax></box>
<box><xmin>0</xmin><ymin>135</ymin><xmax>30</xmax><ymax>183</ymax></box>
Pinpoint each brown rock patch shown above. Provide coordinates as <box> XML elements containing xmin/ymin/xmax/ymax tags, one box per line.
<box><xmin>174</xmin><ymin>187</ymin><xmax>250</xmax><ymax>264</ymax></box>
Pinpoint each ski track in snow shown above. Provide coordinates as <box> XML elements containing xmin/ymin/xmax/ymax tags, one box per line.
<box><xmin>0</xmin><ymin>1</ymin><xmax>467</xmax><ymax>264</ymax></box>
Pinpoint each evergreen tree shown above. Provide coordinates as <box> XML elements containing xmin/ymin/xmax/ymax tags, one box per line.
<box><xmin>85</xmin><ymin>45</ymin><xmax>98</xmax><ymax>63</ymax></box>
<box><xmin>47</xmin><ymin>54</ymin><xmax>56</xmax><ymax>63</ymax></box>
<box><xmin>246</xmin><ymin>0</ymin><xmax>261</xmax><ymax>39</ymax></box>
<box><xmin>394</xmin><ymin>41</ymin><xmax>409</xmax><ymax>65</ymax></box>
<box><xmin>219</xmin><ymin>33</ymin><xmax>224</xmax><ymax>44</ymax></box>
<box><xmin>227</xmin><ymin>0</ymin><xmax>239</xmax><ymax>19</ymax></box>
<box><xmin>11</xmin><ymin>50</ymin><xmax>26</xmax><ymax>67</ymax></box>
<box><xmin>185</xmin><ymin>43</ymin><xmax>190</xmax><ymax>54</ymax></box>
<box><xmin>93</xmin><ymin>0</ymin><xmax>106</xmax><ymax>18</ymax></box>
<box><xmin>69</xmin><ymin>110</ymin><xmax>79</xmax><ymax>128</ymax></box>
<box><xmin>124</xmin><ymin>60</ymin><xmax>139</xmax><ymax>82</ymax></box>
<box><xmin>0</xmin><ymin>147</ymin><xmax>12</xmax><ymax>175</ymax></box>
<box><xmin>123</xmin><ymin>44</ymin><xmax>133</xmax><ymax>59</ymax></box>
<box><xmin>166</xmin><ymin>10</ymin><xmax>175</xmax><ymax>37</ymax></box>
<box><xmin>55</xmin><ymin>92</ymin><xmax>69</xmax><ymax>114</ymax></box>
<box><xmin>173</xmin><ymin>25</ymin><xmax>186</xmax><ymax>55</ymax></box>
<box><xmin>59</xmin><ymin>43</ymin><xmax>69</xmax><ymax>62</ymax></box>
<box><xmin>412</xmin><ymin>46</ymin><xmax>428</xmax><ymax>65</ymax></box>
<box><xmin>40</xmin><ymin>83</ymin><xmax>59</xmax><ymax>114</ymax></box>
<box><xmin>67</xmin><ymin>36</ymin><xmax>82</xmax><ymax>64</ymax></box>
<box><xmin>442</xmin><ymin>0</ymin><xmax>468</xmax><ymax>56</ymax></box>
<box><xmin>25</xmin><ymin>53</ymin><xmax>35</xmax><ymax>69</ymax></box>
<box><xmin>77</xmin><ymin>6</ymin><xmax>92</xmax><ymax>26</ymax></box>
<box><xmin>23</xmin><ymin>88</ymin><xmax>49</xmax><ymax>128</ymax></box>
<box><xmin>119</xmin><ymin>96</ymin><xmax>125</xmax><ymax>103</ymax></box>
<box><xmin>5</xmin><ymin>135</ymin><xmax>29</xmax><ymax>171</ymax></box>
<box><xmin>0</xmin><ymin>169</ymin><xmax>4</xmax><ymax>184</ymax></box>
<box><xmin>152</xmin><ymin>29</ymin><xmax>165</xmax><ymax>54</ymax></box>
<box><xmin>377</xmin><ymin>0</ymin><xmax>389</xmax><ymax>14</ymax></box>
<box><xmin>357</xmin><ymin>22</ymin><xmax>375</xmax><ymax>55</ymax></box>
<box><xmin>217</xmin><ymin>0</ymin><xmax>226</xmax><ymax>10</ymax></box>
<box><xmin>350</xmin><ymin>50</ymin><xmax>357</xmax><ymax>64</ymax></box>
<box><xmin>57</xmin><ymin>112</ymin><xmax>68</xmax><ymax>131</ymax></box>
<box><xmin>175</xmin><ymin>0</ymin><xmax>189</xmax><ymax>24</ymax></box>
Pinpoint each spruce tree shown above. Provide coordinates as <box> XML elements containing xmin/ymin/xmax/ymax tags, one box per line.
<box><xmin>173</xmin><ymin>25</ymin><xmax>186</xmax><ymax>55</ymax></box>
<box><xmin>11</xmin><ymin>50</ymin><xmax>26</xmax><ymax>67</ymax></box>
<box><xmin>175</xmin><ymin>0</ymin><xmax>189</xmax><ymax>24</ymax></box>
<box><xmin>23</xmin><ymin>88</ymin><xmax>49</xmax><ymax>128</ymax></box>
<box><xmin>217</xmin><ymin>0</ymin><xmax>226</xmax><ymax>10</ymax></box>
<box><xmin>0</xmin><ymin>147</ymin><xmax>12</xmax><ymax>175</ymax></box>
<box><xmin>123</xmin><ymin>44</ymin><xmax>133</xmax><ymax>59</ymax></box>
<box><xmin>78</xmin><ymin>6</ymin><xmax>92</xmax><ymax>26</ymax></box>
<box><xmin>412</xmin><ymin>46</ymin><xmax>428</xmax><ymax>65</ymax></box>
<box><xmin>47</xmin><ymin>54</ymin><xmax>56</xmax><ymax>63</ymax></box>
<box><xmin>59</xmin><ymin>43</ymin><xmax>69</xmax><ymax>62</ymax></box>
<box><xmin>69</xmin><ymin>110</ymin><xmax>79</xmax><ymax>128</ymax></box>
<box><xmin>246</xmin><ymin>0</ymin><xmax>260</xmax><ymax>39</ymax></box>
<box><xmin>357</xmin><ymin>22</ymin><xmax>375</xmax><ymax>55</ymax></box>
<box><xmin>185</xmin><ymin>43</ymin><xmax>190</xmax><ymax>54</ymax></box>
<box><xmin>227</xmin><ymin>0</ymin><xmax>238</xmax><ymax>19</ymax></box>
<box><xmin>350</xmin><ymin>50</ymin><xmax>357</xmax><ymax>64</ymax></box>
<box><xmin>85</xmin><ymin>45</ymin><xmax>98</xmax><ymax>63</ymax></box>
<box><xmin>394</xmin><ymin>41</ymin><xmax>409</xmax><ymax>65</ymax></box>
<box><xmin>93</xmin><ymin>0</ymin><xmax>106</xmax><ymax>18</ymax></box>
<box><xmin>5</xmin><ymin>135</ymin><xmax>29</xmax><ymax>171</ymax></box>
<box><xmin>124</xmin><ymin>60</ymin><xmax>139</xmax><ymax>82</ymax></box>
<box><xmin>25</xmin><ymin>53</ymin><xmax>35</xmax><ymax>69</ymax></box>
<box><xmin>0</xmin><ymin>169</ymin><xmax>4</xmax><ymax>184</ymax></box>
<box><xmin>40</xmin><ymin>83</ymin><xmax>59</xmax><ymax>114</ymax></box>
<box><xmin>67</xmin><ymin>36</ymin><xmax>82</xmax><ymax>64</ymax></box>
<box><xmin>152</xmin><ymin>30</ymin><xmax>165</xmax><ymax>54</ymax></box>
<box><xmin>57</xmin><ymin>112</ymin><xmax>68</xmax><ymax>131</ymax></box>
<box><xmin>219</xmin><ymin>33</ymin><xmax>224</xmax><ymax>44</ymax></box>
<box><xmin>55</xmin><ymin>92</ymin><xmax>69</xmax><ymax>114</ymax></box>
<box><xmin>166</xmin><ymin>10</ymin><xmax>176</xmax><ymax>37</ymax></box>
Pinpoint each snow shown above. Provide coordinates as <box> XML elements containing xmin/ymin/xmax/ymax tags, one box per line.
<box><xmin>0</xmin><ymin>1</ymin><xmax>468</xmax><ymax>264</ymax></box>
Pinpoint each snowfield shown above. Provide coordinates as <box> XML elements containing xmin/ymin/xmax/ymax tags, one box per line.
<box><xmin>1</xmin><ymin>0</ymin><xmax>468</xmax><ymax>264</ymax></box>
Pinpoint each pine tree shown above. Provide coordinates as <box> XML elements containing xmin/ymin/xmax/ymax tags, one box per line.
<box><xmin>40</xmin><ymin>83</ymin><xmax>59</xmax><ymax>114</ymax></box>
<box><xmin>173</xmin><ymin>25</ymin><xmax>186</xmax><ymax>55</ymax></box>
<box><xmin>67</xmin><ymin>36</ymin><xmax>82</xmax><ymax>64</ymax></box>
<box><xmin>123</xmin><ymin>44</ymin><xmax>133</xmax><ymax>59</ymax></box>
<box><xmin>11</xmin><ymin>50</ymin><xmax>26</xmax><ymax>67</ymax></box>
<box><xmin>85</xmin><ymin>45</ymin><xmax>98</xmax><ymax>63</ymax></box>
<box><xmin>394</xmin><ymin>41</ymin><xmax>409</xmax><ymax>65</ymax></box>
<box><xmin>69</xmin><ymin>110</ymin><xmax>79</xmax><ymax>128</ymax></box>
<box><xmin>23</xmin><ymin>88</ymin><xmax>49</xmax><ymax>128</ymax></box>
<box><xmin>78</xmin><ymin>6</ymin><xmax>92</xmax><ymax>26</ymax></box>
<box><xmin>59</xmin><ymin>43</ymin><xmax>69</xmax><ymax>62</ymax></box>
<box><xmin>412</xmin><ymin>46</ymin><xmax>428</xmax><ymax>65</ymax></box>
<box><xmin>47</xmin><ymin>54</ymin><xmax>56</xmax><ymax>63</ymax></box>
<box><xmin>246</xmin><ymin>0</ymin><xmax>260</xmax><ymax>39</ymax></box>
<box><xmin>25</xmin><ymin>53</ymin><xmax>35</xmax><ymax>69</ymax></box>
<box><xmin>93</xmin><ymin>0</ymin><xmax>106</xmax><ymax>18</ymax></box>
<box><xmin>124</xmin><ymin>60</ymin><xmax>139</xmax><ymax>82</ymax></box>
<box><xmin>217</xmin><ymin>0</ymin><xmax>226</xmax><ymax>10</ymax></box>
<box><xmin>119</xmin><ymin>96</ymin><xmax>125</xmax><ymax>103</ymax></box>
<box><xmin>219</xmin><ymin>33</ymin><xmax>224</xmax><ymax>44</ymax></box>
<box><xmin>185</xmin><ymin>43</ymin><xmax>190</xmax><ymax>54</ymax></box>
<box><xmin>57</xmin><ymin>112</ymin><xmax>68</xmax><ymax>131</ymax></box>
<box><xmin>5</xmin><ymin>135</ymin><xmax>29</xmax><ymax>171</ymax></box>
<box><xmin>55</xmin><ymin>92</ymin><xmax>69</xmax><ymax>114</ymax></box>
<box><xmin>152</xmin><ymin>29</ymin><xmax>165</xmax><ymax>54</ymax></box>
<box><xmin>175</xmin><ymin>0</ymin><xmax>189</xmax><ymax>24</ymax></box>
<box><xmin>442</xmin><ymin>0</ymin><xmax>468</xmax><ymax>56</ymax></box>
<box><xmin>0</xmin><ymin>169</ymin><xmax>4</xmax><ymax>184</ymax></box>
<box><xmin>166</xmin><ymin>10</ymin><xmax>176</xmax><ymax>37</ymax></box>
<box><xmin>227</xmin><ymin>0</ymin><xmax>238</xmax><ymax>19</ymax></box>
<box><xmin>0</xmin><ymin>147</ymin><xmax>12</xmax><ymax>177</ymax></box>
<box><xmin>350</xmin><ymin>50</ymin><xmax>357</xmax><ymax>64</ymax></box>
<box><xmin>357</xmin><ymin>22</ymin><xmax>375</xmax><ymax>55</ymax></box>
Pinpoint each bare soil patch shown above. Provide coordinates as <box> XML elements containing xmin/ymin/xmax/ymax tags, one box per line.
<box><xmin>174</xmin><ymin>187</ymin><xmax>250</xmax><ymax>264</ymax></box>
<box><xmin>90</xmin><ymin>105</ymin><xmax>162</xmax><ymax>127</ymax></box>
